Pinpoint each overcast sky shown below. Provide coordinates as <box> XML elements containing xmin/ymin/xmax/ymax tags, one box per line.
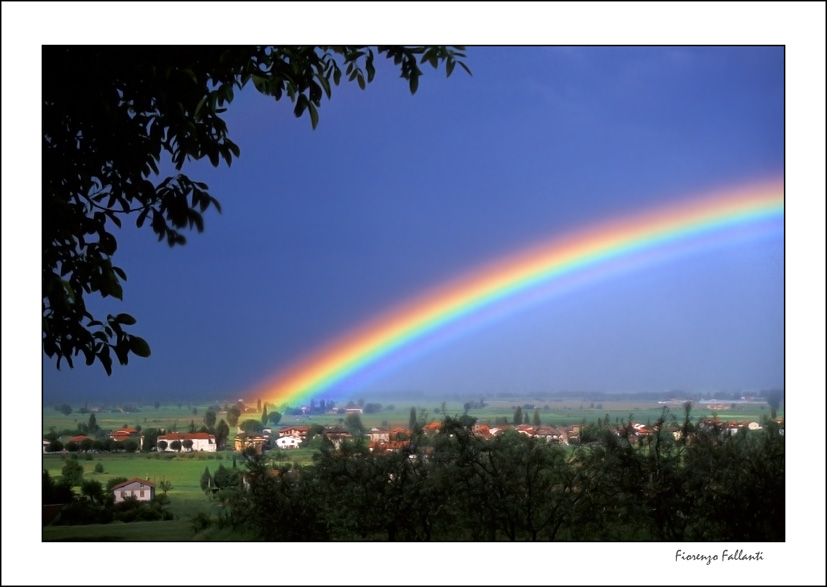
<box><xmin>39</xmin><ymin>45</ymin><xmax>786</xmax><ymax>404</ymax></box>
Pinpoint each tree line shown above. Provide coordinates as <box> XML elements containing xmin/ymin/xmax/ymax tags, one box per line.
<box><xmin>208</xmin><ymin>406</ymin><xmax>784</xmax><ymax>541</ymax></box>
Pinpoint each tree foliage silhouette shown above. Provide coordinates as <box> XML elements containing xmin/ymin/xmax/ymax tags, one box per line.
<box><xmin>43</xmin><ymin>46</ymin><xmax>470</xmax><ymax>374</ymax></box>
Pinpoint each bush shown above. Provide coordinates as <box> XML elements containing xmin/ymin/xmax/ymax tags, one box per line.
<box><xmin>190</xmin><ymin>512</ymin><xmax>213</xmax><ymax>534</ymax></box>
<box><xmin>94</xmin><ymin>462</ymin><xmax>104</xmax><ymax>474</ymax></box>
<box><xmin>61</xmin><ymin>458</ymin><xmax>85</xmax><ymax>487</ymax></box>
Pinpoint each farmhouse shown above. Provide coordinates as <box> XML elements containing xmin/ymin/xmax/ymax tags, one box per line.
<box><xmin>111</xmin><ymin>478</ymin><xmax>155</xmax><ymax>503</ymax></box>
<box><xmin>534</xmin><ymin>426</ymin><xmax>567</xmax><ymax>443</ymax></box>
<box><xmin>275</xmin><ymin>436</ymin><xmax>301</xmax><ymax>449</ymax></box>
<box><xmin>234</xmin><ymin>432</ymin><xmax>269</xmax><ymax>454</ymax></box>
<box><xmin>323</xmin><ymin>427</ymin><xmax>353</xmax><ymax>448</ymax></box>
<box><xmin>156</xmin><ymin>432</ymin><xmax>216</xmax><ymax>452</ymax></box>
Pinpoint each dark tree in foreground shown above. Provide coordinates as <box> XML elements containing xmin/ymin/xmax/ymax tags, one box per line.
<box><xmin>226</xmin><ymin>407</ymin><xmax>784</xmax><ymax>542</ymax></box>
<box><xmin>43</xmin><ymin>470</ymin><xmax>74</xmax><ymax>504</ymax></box>
<box><xmin>43</xmin><ymin>45</ymin><xmax>470</xmax><ymax>375</ymax></box>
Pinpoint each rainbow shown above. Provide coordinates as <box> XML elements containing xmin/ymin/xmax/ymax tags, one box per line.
<box><xmin>254</xmin><ymin>179</ymin><xmax>783</xmax><ymax>406</ymax></box>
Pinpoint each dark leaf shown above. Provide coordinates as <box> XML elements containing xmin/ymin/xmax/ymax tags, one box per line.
<box><xmin>114</xmin><ymin>342</ymin><xmax>130</xmax><ymax>366</ymax></box>
<box><xmin>99</xmin><ymin>346</ymin><xmax>112</xmax><ymax>375</ymax></box>
<box><xmin>100</xmin><ymin>232</ymin><xmax>117</xmax><ymax>255</ymax></box>
<box><xmin>309</xmin><ymin>102</ymin><xmax>319</xmax><ymax>130</ymax></box>
<box><xmin>294</xmin><ymin>94</ymin><xmax>308</xmax><ymax>118</ymax></box>
<box><xmin>129</xmin><ymin>336</ymin><xmax>152</xmax><ymax>358</ymax></box>
<box><xmin>207</xmin><ymin>147</ymin><xmax>219</xmax><ymax>167</ymax></box>
<box><xmin>136</xmin><ymin>207</ymin><xmax>150</xmax><ymax>228</ymax></box>
<box><xmin>115</xmin><ymin>313</ymin><xmax>137</xmax><ymax>325</ymax></box>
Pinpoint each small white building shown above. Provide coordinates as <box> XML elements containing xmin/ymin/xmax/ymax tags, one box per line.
<box><xmin>155</xmin><ymin>432</ymin><xmax>216</xmax><ymax>452</ymax></box>
<box><xmin>276</xmin><ymin>436</ymin><xmax>301</xmax><ymax>449</ymax></box>
<box><xmin>111</xmin><ymin>478</ymin><xmax>156</xmax><ymax>503</ymax></box>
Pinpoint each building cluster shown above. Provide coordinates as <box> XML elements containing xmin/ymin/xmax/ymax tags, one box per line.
<box><xmin>44</xmin><ymin>417</ymin><xmax>785</xmax><ymax>455</ymax></box>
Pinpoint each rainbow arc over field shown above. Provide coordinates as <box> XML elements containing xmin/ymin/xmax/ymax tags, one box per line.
<box><xmin>254</xmin><ymin>179</ymin><xmax>784</xmax><ymax>406</ymax></box>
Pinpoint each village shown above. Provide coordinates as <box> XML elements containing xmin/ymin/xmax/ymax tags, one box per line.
<box><xmin>44</xmin><ymin>407</ymin><xmax>784</xmax><ymax>457</ymax></box>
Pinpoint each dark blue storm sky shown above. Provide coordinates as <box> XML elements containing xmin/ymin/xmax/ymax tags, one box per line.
<box><xmin>42</xmin><ymin>46</ymin><xmax>785</xmax><ymax>402</ymax></box>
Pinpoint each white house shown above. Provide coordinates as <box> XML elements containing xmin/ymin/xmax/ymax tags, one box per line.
<box><xmin>276</xmin><ymin>436</ymin><xmax>301</xmax><ymax>449</ymax></box>
<box><xmin>111</xmin><ymin>478</ymin><xmax>155</xmax><ymax>503</ymax></box>
<box><xmin>156</xmin><ymin>432</ymin><xmax>216</xmax><ymax>452</ymax></box>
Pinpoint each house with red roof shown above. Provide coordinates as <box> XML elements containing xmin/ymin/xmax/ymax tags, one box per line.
<box><xmin>279</xmin><ymin>425</ymin><xmax>310</xmax><ymax>440</ymax></box>
<box><xmin>422</xmin><ymin>421</ymin><xmax>442</xmax><ymax>434</ymax></box>
<box><xmin>66</xmin><ymin>434</ymin><xmax>93</xmax><ymax>444</ymax></box>
<box><xmin>108</xmin><ymin>428</ymin><xmax>139</xmax><ymax>443</ymax></box>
